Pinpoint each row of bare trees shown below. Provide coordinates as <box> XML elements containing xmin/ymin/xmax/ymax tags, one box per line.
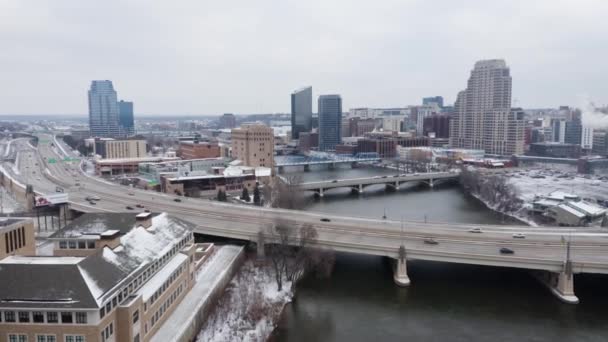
<box><xmin>460</xmin><ymin>167</ymin><xmax>523</xmax><ymax>213</ymax></box>
<box><xmin>260</xmin><ymin>219</ymin><xmax>335</xmax><ymax>291</ymax></box>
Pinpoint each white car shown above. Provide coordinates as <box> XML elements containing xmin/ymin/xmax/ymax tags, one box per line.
<box><xmin>468</xmin><ymin>228</ymin><xmax>483</xmax><ymax>233</ymax></box>
<box><xmin>512</xmin><ymin>233</ymin><xmax>526</xmax><ymax>239</ymax></box>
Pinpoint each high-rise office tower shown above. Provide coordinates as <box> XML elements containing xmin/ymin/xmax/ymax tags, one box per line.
<box><xmin>291</xmin><ymin>86</ymin><xmax>313</xmax><ymax>140</ymax></box>
<box><xmin>118</xmin><ymin>100</ymin><xmax>134</xmax><ymax>137</ymax></box>
<box><xmin>423</xmin><ymin>96</ymin><xmax>444</xmax><ymax>108</ymax></box>
<box><xmin>449</xmin><ymin>59</ymin><xmax>524</xmax><ymax>155</ymax></box>
<box><xmin>318</xmin><ymin>95</ymin><xmax>342</xmax><ymax>151</ymax></box>
<box><xmin>88</xmin><ymin>80</ymin><xmax>120</xmax><ymax>138</ymax></box>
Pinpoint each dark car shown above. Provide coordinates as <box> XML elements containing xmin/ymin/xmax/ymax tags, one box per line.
<box><xmin>174</xmin><ymin>198</ymin><xmax>182</xmax><ymax>202</ymax></box>
<box><xmin>126</xmin><ymin>206</ymin><xmax>134</xmax><ymax>210</ymax></box>
<box><xmin>423</xmin><ymin>238</ymin><xmax>439</xmax><ymax>245</ymax></box>
<box><xmin>500</xmin><ymin>247</ymin><xmax>514</xmax><ymax>255</ymax></box>
<box><xmin>89</xmin><ymin>201</ymin><xmax>96</xmax><ymax>205</ymax></box>
<box><xmin>136</xmin><ymin>204</ymin><xmax>144</xmax><ymax>208</ymax></box>
<box><xmin>144</xmin><ymin>209</ymin><xmax>150</xmax><ymax>213</ymax></box>
<box><xmin>320</xmin><ymin>218</ymin><xmax>331</xmax><ymax>222</ymax></box>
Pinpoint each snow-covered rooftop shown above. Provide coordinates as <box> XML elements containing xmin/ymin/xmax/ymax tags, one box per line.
<box><xmin>566</xmin><ymin>201</ymin><xmax>606</xmax><ymax>217</ymax></box>
<box><xmin>555</xmin><ymin>204</ymin><xmax>586</xmax><ymax>218</ymax></box>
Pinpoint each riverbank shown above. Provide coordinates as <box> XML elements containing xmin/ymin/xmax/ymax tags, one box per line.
<box><xmin>197</xmin><ymin>255</ymin><xmax>293</xmax><ymax>342</ymax></box>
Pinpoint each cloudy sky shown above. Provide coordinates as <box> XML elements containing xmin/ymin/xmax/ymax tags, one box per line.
<box><xmin>1</xmin><ymin>0</ymin><xmax>607</xmax><ymax>115</ymax></box>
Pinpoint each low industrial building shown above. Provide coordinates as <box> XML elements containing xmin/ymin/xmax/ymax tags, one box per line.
<box><xmin>95</xmin><ymin>157</ymin><xmax>181</xmax><ymax>176</ymax></box>
<box><xmin>548</xmin><ymin>201</ymin><xmax>607</xmax><ymax>226</ymax></box>
<box><xmin>161</xmin><ymin>173</ymin><xmax>257</xmax><ymax>197</ymax></box>
<box><xmin>138</xmin><ymin>158</ymin><xmax>229</xmax><ymax>184</ymax></box>
<box><xmin>0</xmin><ymin>212</ymin><xmax>215</xmax><ymax>342</ymax></box>
<box><xmin>528</xmin><ymin>142</ymin><xmax>581</xmax><ymax>159</ymax></box>
<box><xmin>178</xmin><ymin>140</ymin><xmax>221</xmax><ymax>160</ymax></box>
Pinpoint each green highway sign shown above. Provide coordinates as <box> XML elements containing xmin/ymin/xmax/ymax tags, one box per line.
<box><xmin>48</xmin><ymin>158</ymin><xmax>57</xmax><ymax>164</ymax></box>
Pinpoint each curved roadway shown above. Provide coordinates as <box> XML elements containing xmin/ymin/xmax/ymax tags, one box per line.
<box><xmin>9</xmin><ymin>134</ymin><xmax>608</xmax><ymax>275</ymax></box>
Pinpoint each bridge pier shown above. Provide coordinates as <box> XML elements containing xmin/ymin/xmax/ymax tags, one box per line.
<box><xmin>256</xmin><ymin>231</ymin><xmax>265</xmax><ymax>259</ymax></box>
<box><xmin>393</xmin><ymin>245</ymin><xmax>410</xmax><ymax>286</ymax></box>
<box><xmin>429</xmin><ymin>178</ymin><xmax>434</xmax><ymax>188</ymax></box>
<box><xmin>328</xmin><ymin>162</ymin><xmax>336</xmax><ymax>170</ymax></box>
<box><xmin>533</xmin><ymin>267</ymin><xmax>578</xmax><ymax>304</ymax></box>
<box><xmin>318</xmin><ymin>188</ymin><xmax>324</xmax><ymax>197</ymax></box>
<box><xmin>278</xmin><ymin>166</ymin><xmax>284</xmax><ymax>174</ymax></box>
<box><xmin>303</xmin><ymin>164</ymin><xmax>310</xmax><ymax>172</ymax></box>
<box><xmin>358</xmin><ymin>184</ymin><xmax>364</xmax><ymax>194</ymax></box>
<box><xmin>351</xmin><ymin>161</ymin><xmax>358</xmax><ymax>169</ymax></box>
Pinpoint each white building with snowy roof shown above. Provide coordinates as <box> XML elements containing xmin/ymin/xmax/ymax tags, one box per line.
<box><xmin>0</xmin><ymin>212</ymin><xmax>214</xmax><ymax>342</ymax></box>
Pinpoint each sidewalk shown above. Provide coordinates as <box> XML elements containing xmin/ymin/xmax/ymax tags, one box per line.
<box><xmin>150</xmin><ymin>244</ymin><xmax>244</xmax><ymax>342</ymax></box>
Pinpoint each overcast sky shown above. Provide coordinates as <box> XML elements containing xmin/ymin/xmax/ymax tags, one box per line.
<box><xmin>1</xmin><ymin>0</ymin><xmax>607</xmax><ymax>115</ymax></box>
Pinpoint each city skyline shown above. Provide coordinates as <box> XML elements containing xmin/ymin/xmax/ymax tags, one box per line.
<box><xmin>1</xmin><ymin>1</ymin><xmax>608</xmax><ymax>115</ymax></box>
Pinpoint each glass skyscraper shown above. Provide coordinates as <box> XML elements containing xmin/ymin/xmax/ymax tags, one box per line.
<box><xmin>118</xmin><ymin>100</ymin><xmax>135</xmax><ymax>136</ymax></box>
<box><xmin>88</xmin><ymin>80</ymin><xmax>120</xmax><ymax>138</ymax></box>
<box><xmin>291</xmin><ymin>86</ymin><xmax>313</xmax><ymax>140</ymax></box>
<box><xmin>318</xmin><ymin>94</ymin><xmax>342</xmax><ymax>151</ymax></box>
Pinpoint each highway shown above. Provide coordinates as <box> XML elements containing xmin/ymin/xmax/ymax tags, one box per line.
<box><xmin>7</xmin><ymin>134</ymin><xmax>608</xmax><ymax>277</ymax></box>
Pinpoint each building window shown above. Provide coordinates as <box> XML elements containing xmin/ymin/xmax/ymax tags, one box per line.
<box><xmin>47</xmin><ymin>311</ymin><xmax>58</xmax><ymax>323</ymax></box>
<box><xmin>75</xmin><ymin>312</ymin><xmax>87</xmax><ymax>324</ymax></box>
<box><xmin>133</xmin><ymin>334</ymin><xmax>140</xmax><ymax>342</ymax></box>
<box><xmin>105</xmin><ymin>302</ymin><xmax>111</xmax><ymax>313</ymax></box>
<box><xmin>132</xmin><ymin>310</ymin><xmax>139</xmax><ymax>323</ymax></box>
<box><xmin>5</xmin><ymin>310</ymin><xmax>16</xmax><ymax>322</ymax></box>
<box><xmin>8</xmin><ymin>335</ymin><xmax>27</xmax><ymax>342</ymax></box>
<box><xmin>64</xmin><ymin>336</ymin><xmax>85</xmax><ymax>342</ymax></box>
<box><xmin>18</xmin><ymin>311</ymin><xmax>30</xmax><ymax>322</ymax></box>
<box><xmin>99</xmin><ymin>307</ymin><xmax>105</xmax><ymax>319</ymax></box>
<box><xmin>59</xmin><ymin>241</ymin><xmax>67</xmax><ymax>249</ymax></box>
<box><xmin>61</xmin><ymin>311</ymin><xmax>73</xmax><ymax>324</ymax></box>
<box><xmin>87</xmin><ymin>241</ymin><xmax>95</xmax><ymax>249</ymax></box>
<box><xmin>33</xmin><ymin>311</ymin><xmax>44</xmax><ymax>323</ymax></box>
<box><xmin>68</xmin><ymin>240</ymin><xmax>76</xmax><ymax>249</ymax></box>
<box><xmin>78</xmin><ymin>241</ymin><xmax>86</xmax><ymax>249</ymax></box>
<box><xmin>36</xmin><ymin>336</ymin><xmax>56</xmax><ymax>342</ymax></box>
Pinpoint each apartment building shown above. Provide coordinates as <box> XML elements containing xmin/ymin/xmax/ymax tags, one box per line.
<box><xmin>94</xmin><ymin>139</ymin><xmax>147</xmax><ymax>160</ymax></box>
<box><xmin>231</xmin><ymin>124</ymin><xmax>274</xmax><ymax>168</ymax></box>
<box><xmin>0</xmin><ymin>212</ymin><xmax>199</xmax><ymax>342</ymax></box>
<box><xmin>449</xmin><ymin>59</ymin><xmax>524</xmax><ymax>155</ymax></box>
<box><xmin>0</xmin><ymin>218</ymin><xmax>35</xmax><ymax>260</ymax></box>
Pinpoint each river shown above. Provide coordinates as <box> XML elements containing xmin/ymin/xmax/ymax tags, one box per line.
<box><xmin>270</xmin><ymin>166</ymin><xmax>608</xmax><ymax>342</ymax></box>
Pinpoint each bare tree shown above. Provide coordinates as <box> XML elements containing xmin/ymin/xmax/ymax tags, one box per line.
<box><xmin>272</xmin><ymin>175</ymin><xmax>306</xmax><ymax>209</ymax></box>
<box><xmin>265</xmin><ymin>219</ymin><xmax>335</xmax><ymax>291</ymax></box>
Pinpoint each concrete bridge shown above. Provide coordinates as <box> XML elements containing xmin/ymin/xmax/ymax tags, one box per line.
<box><xmin>275</xmin><ymin>153</ymin><xmax>380</xmax><ymax>173</ymax></box>
<box><xmin>7</xmin><ymin>135</ymin><xmax>608</xmax><ymax>305</ymax></box>
<box><xmin>298</xmin><ymin>171</ymin><xmax>460</xmax><ymax>196</ymax></box>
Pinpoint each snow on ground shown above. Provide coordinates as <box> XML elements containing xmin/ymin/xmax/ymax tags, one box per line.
<box><xmin>505</xmin><ymin>168</ymin><xmax>608</xmax><ymax>204</ymax></box>
<box><xmin>0</xmin><ymin>186</ymin><xmax>22</xmax><ymax>214</ymax></box>
<box><xmin>197</xmin><ymin>258</ymin><xmax>293</xmax><ymax>342</ymax></box>
<box><xmin>151</xmin><ymin>245</ymin><xmax>244</xmax><ymax>342</ymax></box>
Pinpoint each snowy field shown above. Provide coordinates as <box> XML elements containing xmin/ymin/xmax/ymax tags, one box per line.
<box><xmin>505</xmin><ymin>168</ymin><xmax>608</xmax><ymax>204</ymax></box>
<box><xmin>197</xmin><ymin>259</ymin><xmax>293</xmax><ymax>342</ymax></box>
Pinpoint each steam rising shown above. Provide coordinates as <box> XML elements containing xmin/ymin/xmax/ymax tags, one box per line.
<box><xmin>579</xmin><ymin>96</ymin><xmax>608</xmax><ymax>129</ymax></box>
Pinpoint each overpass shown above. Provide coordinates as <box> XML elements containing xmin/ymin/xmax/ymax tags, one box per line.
<box><xmin>5</xmin><ymin>134</ymin><xmax>608</xmax><ymax>304</ymax></box>
<box><xmin>298</xmin><ymin>171</ymin><xmax>459</xmax><ymax>196</ymax></box>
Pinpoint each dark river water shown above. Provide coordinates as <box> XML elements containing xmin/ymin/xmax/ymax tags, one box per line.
<box><xmin>270</xmin><ymin>166</ymin><xmax>608</xmax><ymax>342</ymax></box>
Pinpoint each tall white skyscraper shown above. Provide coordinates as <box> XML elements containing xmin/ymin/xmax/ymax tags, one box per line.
<box><xmin>88</xmin><ymin>80</ymin><xmax>120</xmax><ymax>138</ymax></box>
<box><xmin>449</xmin><ymin>59</ymin><xmax>524</xmax><ymax>155</ymax></box>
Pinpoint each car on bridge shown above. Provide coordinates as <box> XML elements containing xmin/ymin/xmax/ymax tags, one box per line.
<box><xmin>320</xmin><ymin>218</ymin><xmax>331</xmax><ymax>222</ymax></box>
<box><xmin>423</xmin><ymin>238</ymin><xmax>438</xmax><ymax>245</ymax></box>
<box><xmin>500</xmin><ymin>247</ymin><xmax>514</xmax><ymax>255</ymax></box>
<box><xmin>173</xmin><ymin>198</ymin><xmax>182</xmax><ymax>202</ymax></box>
<box><xmin>136</xmin><ymin>204</ymin><xmax>144</xmax><ymax>208</ymax></box>
<box><xmin>512</xmin><ymin>233</ymin><xmax>526</xmax><ymax>239</ymax></box>
<box><xmin>331</xmin><ymin>180</ymin><xmax>338</xmax><ymax>183</ymax></box>
<box><xmin>125</xmin><ymin>205</ymin><xmax>134</xmax><ymax>210</ymax></box>
<box><xmin>468</xmin><ymin>227</ymin><xmax>483</xmax><ymax>233</ymax></box>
